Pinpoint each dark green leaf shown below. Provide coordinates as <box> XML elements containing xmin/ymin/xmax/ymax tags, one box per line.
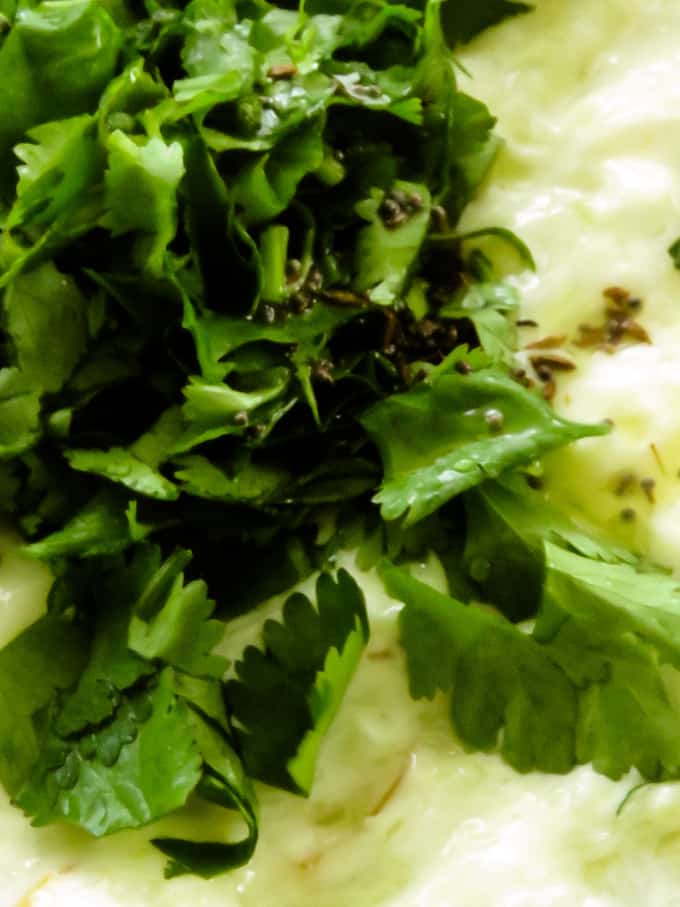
<box><xmin>362</xmin><ymin>362</ymin><xmax>609</xmax><ymax>525</ymax></box>
<box><xmin>226</xmin><ymin>569</ymin><xmax>368</xmax><ymax>794</ymax></box>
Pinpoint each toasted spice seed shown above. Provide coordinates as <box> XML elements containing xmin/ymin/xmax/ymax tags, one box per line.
<box><xmin>529</xmin><ymin>352</ymin><xmax>576</xmax><ymax>372</ymax></box>
<box><xmin>267</xmin><ymin>62</ymin><xmax>298</xmax><ymax>79</ymax></box>
<box><xmin>306</xmin><ymin>268</ymin><xmax>323</xmax><ymax>293</ymax></box>
<box><xmin>369</xmin><ymin>756</ymin><xmax>412</xmax><ymax>816</ymax></box>
<box><xmin>576</xmin><ymin>324</ymin><xmax>605</xmax><ymax>347</ymax></box>
<box><xmin>379</xmin><ymin>196</ymin><xmax>408</xmax><ymax>229</ymax></box>
<box><xmin>542</xmin><ymin>378</ymin><xmax>556</xmax><ymax>401</ymax></box>
<box><xmin>526</xmin><ymin>474</ymin><xmax>544</xmax><ymax>490</ymax></box>
<box><xmin>234</xmin><ymin>411</ymin><xmax>249</xmax><ymax>426</ymax></box>
<box><xmin>578</xmin><ymin>288</ymin><xmax>649</xmax><ymax>351</ymax></box>
<box><xmin>286</xmin><ymin>258</ymin><xmax>302</xmax><ymax>282</ymax></box>
<box><xmin>536</xmin><ymin>363</ymin><xmax>553</xmax><ymax>382</ymax></box>
<box><xmin>526</xmin><ymin>334</ymin><xmax>567</xmax><ymax>350</ymax></box>
<box><xmin>455</xmin><ymin>360</ymin><xmax>471</xmax><ymax>375</ymax></box>
<box><xmin>620</xmin><ymin>319</ymin><xmax>651</xmax><ymax>344</ymax></box>
<box><xmin>620</xmin><ymin>507</ymin><xmax>637</xmax><ymax>523</ymax></box>
<box><xmin>383</xmin><ymin>309</ymin><xmax>400</xmax><ymax>351</ymax></box>
<box><xmin>641</xmin><ymin>477</ymin><xmax>656</xmax><ymax>503</ymax></box>
<box><xmin>604</xmin><ymin>286</ymin><xmax>631</xmax><ymax>304</ymax></box>
<box><xmin>321</xmin><ymin>288</ymin><xmax>368</xmax><ymax>306</ymax></box>
<box><xmin>516</xmin><ymin>318</ymin><xmax>539</xmax><ymax>328</ymax></box>
<box><xmin>431</xmin><ymin>204</ymin><xmax>449</xmax><ymax>233</ymax></box>
<box><xmin>291</xmin><ymin>291</ymin><xmax>311</xmax><ymax>313</ymax></box>
<box><xmin>615</xmin><ymin>472</ymin><xmax>636</xmax><ymax>496</ymax></box>
<box><xmin>651</xmin><ymin>442</ymin><xmax>666</xmax><ymax>475</ymax></box>
<box><xmin>311</xmin><ymin>360</ymin><xmax>334</xmax><ymax>384</ymax></box>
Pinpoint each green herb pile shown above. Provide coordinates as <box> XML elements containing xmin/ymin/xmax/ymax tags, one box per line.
<box><xmin>1</xmin><ymin>0</ymin><xmax>679</xmax><ymax>883</ymax></box>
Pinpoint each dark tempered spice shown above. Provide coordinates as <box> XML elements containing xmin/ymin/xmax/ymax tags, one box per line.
<box><xmin>529</xmin><ymin>352</ymin><xmax>576</xmax><ymax>372</ymax></box>
<box><xmin>641</xmin><ymin>477</ymin><xmax>656</xmax><ymax>503</ymax></box>
<box><xmin>577</xmin><ymin>287</ymin><xmax>651</xmax><ymax>351</ymax></box>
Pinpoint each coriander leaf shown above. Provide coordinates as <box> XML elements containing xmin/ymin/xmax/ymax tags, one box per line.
<box><xmin>61</xmin><ymin>410</ymin><xmax>185</xmax><ymax>502</ymax></box>
<box><xmin>463</xmin><ymin>478</ymin><xmax>635</xmax><ymax>621</ymax></box>
<box><xmin>386</xmin><ymin>561</ymin><xmax>680</xmax><ymax>782</ymax></box>
<box><xmin>7</xmin><ymin>114</ymin><xmax>101</xmax><ymax>232</ymax></box>
<box><xmin>153</xmin><ymin>708</ymin><xmax>258</xmax><ymax>879</ymax></box>
<box><xmin>573</xmin><ymin>636</ymin><xmax>680</xmax><ymax>781</ymax></box>
<box><xmin>53</xmin><ymin>554</ymin><xmax>156</xmax><ymax>736</ymax></box>
<box><xmin>129</xmin><ymin>549</ymin><xmax>227</xmax><ymax>680</ymax></box>
<box><xmin>354</xmin><ymin>181</ymin><xmax>431</xmax><ymax>306</ymax></box>
<box><xmin>441</xmin><ymin>0</ymin><xmax>532</xmax><ymax>46</ymax></box>
<box><xmin>669</xmin><ymin>236</ymin><xmax>680</xmax><ymax>270</ymax></box>
<box><xmin>4</xmin><ymin>262</ymin><xmax>90</xmax><ymax>393</ymax></box>
<box><xmin>233</xmin><ymin>120</ymin><xmax>325</xmax><ymax>225</ymax></box>
<box><xmin>172</xmin><ymin>0</ymin><xmax>256</xmax><ymax>114</ymax></box>
<box><xmin>446</xmin><ymin>92</ymin><xmax>499</xmax><ymax>213</ymax></box>
<box><xmin>0</xmin><ymin>368</ymin><xmax>41</xmax><ymax>458</ymax></box>
<box><xmin>361</xmin><ymin>364</ymin><xmax>609</xmax><ymax>526</ymax></box>
<box><xmin>0</xmin><ymin>0</ymin><xmax>121</xmax><ymax>197</ymax></box>
<box><xmin>25</xmin><ymin>490</ymin><xmax>151</xmax><ymax>560</ymax></box>
<box><xmin>65</xmin><ymin>447</ymin><xmax>179</xmax><ymax>502</ymax></box>
<box><xmin>538</xmin><ymin>543</ymin><xmax>680</xmax><ymax>672</ymax></box>
<box><xmin>226</xmin><ymin>569</ymin><xmax>369</xmax><ymax>794</ymax></box>
<box><xmin>15</xmin><ymin>669</ymin><xmax>204</xmax><ymax>836</ymax></box>
<box><xmin>103</xmin><ymin>131</ymin><xmax>185</xmax><ymax>276</ymax></box>
<box><xmin>181</xmin><ymin>367</ymin><xmax>290</xmax><ymax>427</ymax></box>
<box><xmin>535</xmin><ymin>546</ymin><xmax>680</xmax><ymax>780</ymax></box>
<box><xmin>0</xmin><ymin>614</ymin><xmax>86</xmax><ymax>795</ymax></box>
<box><xmin>440</xmin><ymin>281</ymin><xmax>519</xmax><ymax>363</ymax></box>
<box><xmin>382</xmin><ymin>562</ymin><xmax>576</xmax><ymax>773</ymax></box>
<box><xmin>173</xmin><ymin>454</ymin><xmax>290</xmax><ymax>504</ymax></box>
<box><xmin>184</xmin><ymin>304</ymin><xmax>355</xmax><ymax>383</ymax></box>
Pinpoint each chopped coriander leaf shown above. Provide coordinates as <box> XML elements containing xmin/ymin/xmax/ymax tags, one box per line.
<box><xmin>385</xmin><ymin>554</ymin><xmax>680</xmax><ymax>781</ymax></box>
<box><xmin>362</xmin><ymin>361</ymin><xmax>608</xmax><ymax>526</ymax></box>
<box><xmin>226</xmin><ymin>569</ymin><xmax>369</xmax><ymax>795</ymax></box>
<box><xmin>0</xmin><ymin>0</ymin><xmax>665</xmax><ymax>883</ymax></box>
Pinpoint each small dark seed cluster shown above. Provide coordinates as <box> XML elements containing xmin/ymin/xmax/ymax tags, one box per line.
<box><xmin>379</xmin><ymin>188</ymin><xmax>424</xmax><ymax>230</ymax></box>
<box><xmin>577</xmin><ymin>286</ymin><xmax>651</xmax><ymax>351</ymax></box>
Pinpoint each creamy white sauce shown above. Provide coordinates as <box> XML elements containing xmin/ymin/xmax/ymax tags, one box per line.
<box><xmin>458</xmin><ymin>0</ymin><xmax>680</xmax><ymax>566</ymax></box>
<box><xmin>7</xmin><ymin>0</ymin><xmax>680</xmax><ymax>904</ymax></box>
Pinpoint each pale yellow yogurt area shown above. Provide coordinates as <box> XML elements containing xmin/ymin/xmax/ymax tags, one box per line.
<box><xmin>458</xmin><ymin>0</ymin><xmax>680</xmax><ymax>565</ymax></box>
<box><xmin>7</xmin><ymin>0</ymin><xmax>680</xmax><ymax>904</ymax></box>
